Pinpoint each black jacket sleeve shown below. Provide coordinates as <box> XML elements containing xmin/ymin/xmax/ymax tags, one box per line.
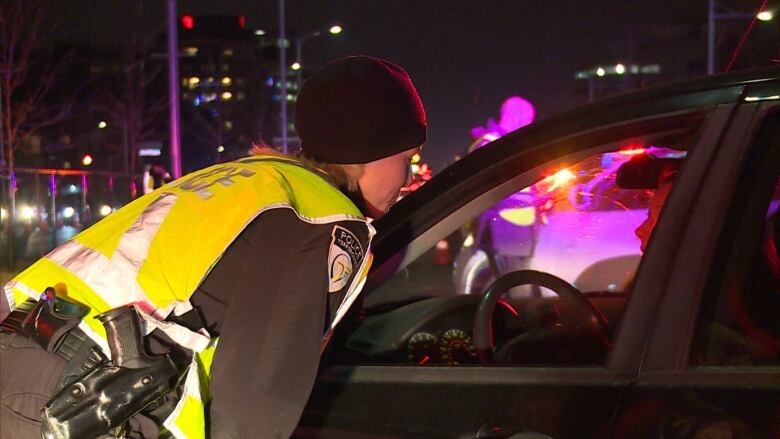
<box><xmin>190</xmin><ymin>208</ymin><xmax>370</xmax><ymax>439</ymax></box>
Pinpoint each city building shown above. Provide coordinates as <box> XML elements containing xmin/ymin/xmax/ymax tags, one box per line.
<box><xmin>169</xmin><ymin>14</ymin><xmax>276</xmax><ymax>171</ymax></box>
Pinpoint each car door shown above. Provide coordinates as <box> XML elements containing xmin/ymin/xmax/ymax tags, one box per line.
<box><xmin>295</xmin><ymin>78</ymin><xmax>739</xmax><ymax>438</ymax></box>
<box><xmin>612</xmin><ymin>84</ymin><xmax>780</xmax><ymax>438</ymax></box>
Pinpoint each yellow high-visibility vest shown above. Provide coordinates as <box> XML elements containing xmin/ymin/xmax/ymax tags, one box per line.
<box><xmin>2</xmin><ymin>154</ymin><xmax>374</xmax><ymax>439</ymax></box>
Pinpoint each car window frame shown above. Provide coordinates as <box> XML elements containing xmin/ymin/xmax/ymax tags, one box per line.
<box><xmin>635</xmin><ymin>116</ymin><xmax>780</xmax><ymax>401</ymax></box>
<box><xmin>330</xmin><ymin>108</ymin><xmax>722</xmax><ymax>375</ymax></box>
<box><xmin>685</xmin><ymin>106</ymin><xmax>780</xmax><ymax>369</ymax></box>
<box><xmin>310</xmin><ymin>109</ymin><xmax>724</xmax><ymax>426</ymax></box>
<box><xmin>639</xmin><ymin>97</ymin><xmax>780</xmax><ymax>375</ymax></box>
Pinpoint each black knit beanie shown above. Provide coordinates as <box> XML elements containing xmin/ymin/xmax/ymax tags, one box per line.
<box><xmin>295</xmin><ymin>56</ymin><xmax>427</xmax><ymax>164</ymax></box>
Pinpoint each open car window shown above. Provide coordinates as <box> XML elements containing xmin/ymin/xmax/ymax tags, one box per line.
<box><xmin>338</xmin><ymin>114</ymin><xmax>706</xmax><ymax>367</ymax></box>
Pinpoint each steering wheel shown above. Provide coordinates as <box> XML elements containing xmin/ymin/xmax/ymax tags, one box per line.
<box><xmin>473</xmin><ymin>269</ymin><xmax>610</xmax><ymax>364</ymax></box>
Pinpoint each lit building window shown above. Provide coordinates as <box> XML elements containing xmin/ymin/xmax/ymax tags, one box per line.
<box><xmin>224</xmin><ymin>120</ymin><xmax>233</xmax><ymax>130</ymax></box>
<box><xmin>181</xmin><ymin>78</ymin><xmax>188</xmax><ymax>86</ymax></box>
<box><xmin>188</xmin><ymin>77</ymin><xmax>200</xmax><ymax>89</ymax></box>
<box><xmin>223</xmin><ymin>48</ymin><xmax>234</xmax><ymax>57</ymax></box>
<box><xmin>221</xmin><ymin>91</ymin><xmax>233</xmax><ymax>100</ymax></box>
<box><xmin>202</xmin><ymin>93</ymin><xmax>217</xmax><ymax>103</ymax></box>
<box><xmin>221</xmin><ymin>77</ymin><xmax>232</xmax><ymax>86</ymax></box>
<box><xmin>237</xmin><ymin>92</ymin><xmax>246</xmax><ymax>100</ymax></box>
<box><xmin>184</xmin><ymin>46</ymin><xmax>198</xmax><ymax>56</ymax></box>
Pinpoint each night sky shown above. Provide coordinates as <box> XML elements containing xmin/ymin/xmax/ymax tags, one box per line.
<box><xmin>50</xmin><ymin>0</ymin><xmax>771</xmax><ymax>169</ymax></box>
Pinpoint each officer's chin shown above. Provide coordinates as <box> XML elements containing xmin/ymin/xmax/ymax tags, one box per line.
<box><xmin>363</xmin><ymin>200</ymin><xmax>387</xmax><ymax>219</ymax></box>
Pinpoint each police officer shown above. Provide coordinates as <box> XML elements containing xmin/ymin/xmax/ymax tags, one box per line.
<box><xmin>0</xmin><ymin>55</ymin><xmax>426</xmax><ymax>439</ymax></box>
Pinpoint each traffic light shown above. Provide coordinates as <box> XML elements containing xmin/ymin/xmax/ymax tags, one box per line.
<box><xmin>181</xmin><ymin>15</ymin><xmax>195</xmax><ymax>30</ymax></box>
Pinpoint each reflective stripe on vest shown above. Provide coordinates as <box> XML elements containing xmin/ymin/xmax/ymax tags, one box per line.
<box><xmin>2</xmin><ymin>155</ymin><xmax>373</xmax><ymax>439</ymax></box>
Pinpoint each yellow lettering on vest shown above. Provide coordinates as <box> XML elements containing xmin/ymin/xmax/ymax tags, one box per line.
<box><xmin>176</xmin><ymin>165</ymin><xmax>256</xmax><ymax>200</ymax></box>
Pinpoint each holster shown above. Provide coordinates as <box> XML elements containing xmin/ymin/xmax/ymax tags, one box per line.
<box><xmin>40</xmin><ymin>305</ymin><xmax>183</xmax><ymax>439</ymax></box>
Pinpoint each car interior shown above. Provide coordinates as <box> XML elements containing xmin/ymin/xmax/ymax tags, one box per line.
<box><xmin>327</xmin><ymin>122</ymin><xmax>705</xmax><ymax>368</ymax></box>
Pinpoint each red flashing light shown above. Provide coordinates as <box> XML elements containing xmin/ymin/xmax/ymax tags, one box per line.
<box><xmin>618</xmin><ymin>146</ymin><xmax>646</xmax><ymax>155</ymax></box>
<box><xmin>238</xmin><ymin>16</ymin><xmax>246</xmax><ymax>28</ymax></box>
<box><xmin>181</xmin><ymin>15</ymin><xmax>195</xmax><ymax>30</ymax></box>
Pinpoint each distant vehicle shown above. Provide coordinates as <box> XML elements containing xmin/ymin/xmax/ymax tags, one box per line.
<box><xmin>295</xmin><ymin>67</ymin><xmax>780</xmax><ymax>438</ymax></box>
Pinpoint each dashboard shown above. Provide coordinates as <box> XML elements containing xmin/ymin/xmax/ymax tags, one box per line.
<box><xmin>341</xmin><ymin>295</ymin><xmax>528</xmax><ymax>365</ymax></box>
<box><xmin>337</xmin><ymin>292</ymin><xmax>627</xmax><ymax>366</ymax></box>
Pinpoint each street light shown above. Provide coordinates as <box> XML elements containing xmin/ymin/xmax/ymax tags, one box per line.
<box><xmin>294</xmin><ymin>25</ymin><xmax>344</xmax><ymax>91</ymax></box>
<box><xmin>707</xmin><ymin>0</ymin><xmax>774</xmax><ymax>75</ymax></box>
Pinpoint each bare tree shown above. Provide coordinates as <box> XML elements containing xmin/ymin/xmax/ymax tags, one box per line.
<box><xmin>93</xmin><ymin>1</ymin><xmax>167</xmax><ymax>174</ymax></box>
<box><xmin>0</xmin><ymin>0</ymin><xmax>74</xmax><ymax>267</ymax></box>
<box><xmin>0</xmin><ymin>0</ymin><xmax>72</xmax><ymax>169</ymax></box>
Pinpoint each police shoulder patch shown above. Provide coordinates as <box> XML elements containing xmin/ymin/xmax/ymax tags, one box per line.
<box><xmin>328</xmin><ymin>225</ymin><xmax>364</xmax><ymax>293</ymax></box>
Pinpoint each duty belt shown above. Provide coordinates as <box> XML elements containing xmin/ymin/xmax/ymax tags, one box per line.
<box><xmin>1</xmin><ymin>291</ymin><xmax>186</xmax><ymax>439</ymax></box>
<box><xmin>0</xmin><ymin>293</ymin><xmax>106</xmax><ymax>389</ymax></box>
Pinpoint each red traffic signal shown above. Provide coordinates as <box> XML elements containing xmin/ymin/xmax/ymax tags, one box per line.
<box><xmin>181</xmin><ymin>15</ymin><xmax>195</xmax><ymax>30</ymax></box>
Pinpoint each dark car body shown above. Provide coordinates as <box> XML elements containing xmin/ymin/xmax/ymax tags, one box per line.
<box><xmin>296</xmin><ymin>67</ymin><xmax>780</xmax><ymax>439</ymax></box>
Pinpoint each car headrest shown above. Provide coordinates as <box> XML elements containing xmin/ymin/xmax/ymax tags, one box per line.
<box><xmin>616</xmin><ymin>154</ymin><xmax>683</xmax><ymax>189</ymax></box>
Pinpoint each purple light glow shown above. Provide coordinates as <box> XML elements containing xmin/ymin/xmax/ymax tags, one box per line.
<box><xmin>528</xmin><ymin>209</ymin><xmax>645</xmax><ymax>290</ymax></box>
<box><xmin>498</xmin><ymin>96</ymin><xmax>535</xmax><ymax>132</ymax></box>
<box><xmin>469</xmin><ymin>96</ymin><xmax>536</xmax><ymax>152</ymax></box>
